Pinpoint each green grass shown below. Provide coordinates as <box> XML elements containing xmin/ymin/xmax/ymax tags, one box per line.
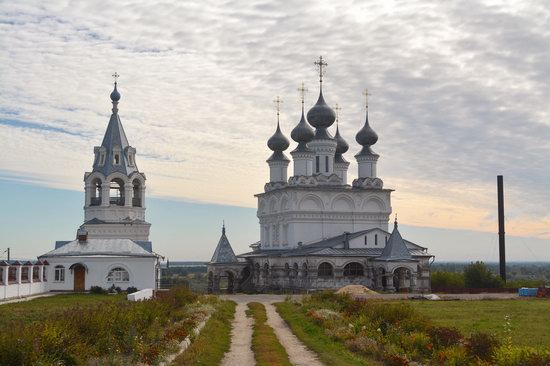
<box><xmin>172</xmin><ymin>300</ymin><xmax>236</xmax><ymax>366</ymax></box>
<box><xmin>275</xmin><ymin>301</ymin><xmax>380</xmax><ymax>366</ymax></box>
<box><xmin>0</xmin><ymin>293</ymin><xmax>125</xmax><ymax>327</ymax></box>
<box><xmin>248</xmin><ymin>302</ymin><xmax>292</xmax><ymax>366</ymax></box>
<box><xmin>408</xmin><ymin>299</ymin><xmax>550</xmax><ymax>348</ymax></box>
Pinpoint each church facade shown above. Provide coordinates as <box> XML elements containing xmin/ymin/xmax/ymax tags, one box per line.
<box><xmin>208</xmin><ymin>58</ymin><xmax>433</xmax><ymax>293</ymax></box>
<box><xmin>39</xmin><ymin>80</ymin><xmax>161</xmax><ymax>292</ymax></box>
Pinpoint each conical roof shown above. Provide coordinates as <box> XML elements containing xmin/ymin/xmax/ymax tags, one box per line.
<box><xmin>210</xmin><ymin>225</ymin><xmax>239</xmax><ymax>264</ymax></box>
<box><xmin>377</xmin><ymin>220</ymin><xmax>413</xmax><ymax>261</ymax></box>
<box><xmin>92</xmin><ymin>83</ymin><xmax>138</xmax><ymax>176</ymax></box>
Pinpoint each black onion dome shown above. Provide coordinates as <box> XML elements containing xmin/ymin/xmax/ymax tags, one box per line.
<box><xmin>291</xmin><ymin>110</ymin><xmax>314</xmax><ymax>144</ymax></box>
<box><xmin>267</xmin><ymin>122</ymin><xmax>290</xmax><ymax>152</ymax></box>
<box><xmin>355</xmin><ymin>110</ymin><xmax>378</xmax><ymax>155</ymax></box>
<box><xmin>335</xmin><ymin>125</ymin><xmax>349</xmax><ymax>155</ymax></box>
<box><xmin>306</xmin><ymin>91</ymin><xmax>336</xmax><ymax>129</ymax></box>
<box><xmin>110</xmin><ymin>83</ymin><xmax>121</xmax><ymax>102</ymax></box>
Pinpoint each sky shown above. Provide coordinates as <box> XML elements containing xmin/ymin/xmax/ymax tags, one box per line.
<box><xmin>0</xmin><ymin>0</ymin><xmax>549</xmax><ymax>261</ymax></box>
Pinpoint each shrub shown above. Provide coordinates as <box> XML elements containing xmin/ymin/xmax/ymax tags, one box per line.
<box><xmin>493</xmin><ymin>346</ymin><xmax>550</xmax><ymax>366</ymax></box>
<box><xmin>464</xmin><ymin>261</ymin><xmax>504</xmax><ymax>288</ymax></box>
<box><xmin>126</xmin><ymin>286</ymin><xmax>138</xmax><ymax>294</ymax></box>
<box><xmin>434</xmin><ymin>345</ymin><xmax>470</xmax><ymax>365</ymax></box>
<box><xmin>0</xmin><ymin>286</ymin><xmax>205</xmax><ymax>365</ymax></box>
<box><xmin>90</xmin><ymin>286</ymin><xmax>106</xmax><ymax>294</ymax></box>
<box><xmin>465</xmin><ymin>331</ymin><xmax>500</xmax><ymax>360</ymax></box>
<box><xmin>427</xmin><ymin>326</ymin><xmax>463</xmax><ymax>348</ymax></box>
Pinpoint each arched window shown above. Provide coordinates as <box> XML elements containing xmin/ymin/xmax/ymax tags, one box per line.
<box><xmin>302</xmin><ymin>263</ymin><xmax>308</xmax><ymax>278</ymax></box>
<box><xmin>91</xmin><ymin>178</ymin><xmax>102</xmax><ymax>206</ymax></box>
<box><xmin>110</xmin><ymin>178</ymin><xmax>125</xmax><ymax>206</ymax></box>
<box><xmin>284</xmin><ymin>263</ymin><xmax>290</xmax><ymax>277</ymax></box>
<box><xmin>318</xmin><ymin>262</ymin><xmax>333</xmax><ymax>277</ymax></box>
<box><xmin>107</xmin><ymin>267</ymin><xmax>130</xmax><ymax>282</ymax></box>
<box><xmin>292</xmin><ymin>263</ymin><xmax>299</xmax><ymax>278</ymax></box>
<box><xmin>132</xmin><ymin>179</ymin><xmax>142</xmax><ymax>207</ymax></box>
<box><xmin>375</xmin><ymin>234</ymin><xmax>378</xmax><ymax>246</ymax></box>
<box><xmin>54</xmin><ymin>265</ymin><xmax>65</xmax><ymax>282</ymax></box>
<box><xmin>262</xmin><ymin>263</ymin><xmax>269</xmax><ymax>278</ymax></box>
<box><xmin>343</xmin><ymin>262</ymin><xmax>364</xmax><ymax>277</ymax></box>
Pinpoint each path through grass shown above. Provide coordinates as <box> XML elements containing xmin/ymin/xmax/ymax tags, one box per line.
<box><xmin>172</xmin><ymin>300</ymin><xmax>236</xmax><ymax>366</ymax></box>
<box><xmin>248</xmin><ymin>302</ymin><xmax>292</xmax><ymax>366</ymax></box>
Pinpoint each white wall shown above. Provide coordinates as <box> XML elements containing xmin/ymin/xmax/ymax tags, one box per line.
<box><xmin>45</xmin><ymin>256</ymin><xmax>156</xmax><ymax>291</ymax></box>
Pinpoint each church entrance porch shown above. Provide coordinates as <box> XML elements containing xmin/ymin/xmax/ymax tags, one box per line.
<box><xmin>71</xmin><ymin>264</ymin><xmax>86</xmax><ymax>291</ymax></box>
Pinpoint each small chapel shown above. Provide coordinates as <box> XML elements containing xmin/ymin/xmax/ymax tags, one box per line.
<box><xmin>39</xmin><ymin>78</ymin><xmax>161</xmax><ymax>292</ymax></box>
<box><xmin>208</xmin><ymin>57</ymin><xmax>433</xmax><ymax>293</ymax></box>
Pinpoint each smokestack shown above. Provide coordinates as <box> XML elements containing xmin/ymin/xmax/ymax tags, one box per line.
<box><xmin>497</xmin><ymin>175</ymin><xmax>506</xmax><ymax>282</ymax></box>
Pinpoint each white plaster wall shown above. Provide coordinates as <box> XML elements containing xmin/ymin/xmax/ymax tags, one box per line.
<box><xmin>258</xmin><ymin>187</ymin><xmax>392</xmax><ymax>249</ymax></box>
<box><xmin>45</xmin><ymin>256</ymin><xmax>156</xmax><ymax>291</ymax></box>
<box><xmin>1</xmin><ymin>282</ymin><xmax>48</xmax><ymax>300</ymax></box>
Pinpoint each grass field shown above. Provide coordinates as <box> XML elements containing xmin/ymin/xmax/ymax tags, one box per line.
<box><xmin>408</xmin><ymin>299</ymin><xmax>550</xmax><ymax>348</ymax></box>
<box><xmin>0</xmin><ymin>293</ymin><xmax>125</xmax><ymax>328</ymax></box>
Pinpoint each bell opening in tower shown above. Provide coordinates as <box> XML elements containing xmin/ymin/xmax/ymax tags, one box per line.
<box><xmin>109</xmin><ymin>178</ymin><xmax>125</xmax><ymax>206</ymax></box>
<box><xmin>90</xmin><ymin>179</ymin><xmax>102</xmax><ymax>206</ymax></box>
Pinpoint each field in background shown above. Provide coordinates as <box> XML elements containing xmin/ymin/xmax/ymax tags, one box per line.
<box><xmin>409</xmin><ymin>299</ymin><xmax>550</xmax><ymax>348</ymax></box>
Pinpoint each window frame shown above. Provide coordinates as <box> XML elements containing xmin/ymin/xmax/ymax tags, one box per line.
<box><xmin>318</xmin><ymin>262</ymin><xmax>334</xmax><ymax>277</ymax></box>
<box><xmin>106</xmin><ymin>267</ymin><xmax>130</xmax><ymax>283</ymax></box>
<box><xmin>343</xmin><ymin>262</ymin><xmax>364</xmax><ymax>277</ymax></box>
<box><xmin>54</xmin><ymin>266</ymin><xmax>65</xmax><ymax>282</ymax></box>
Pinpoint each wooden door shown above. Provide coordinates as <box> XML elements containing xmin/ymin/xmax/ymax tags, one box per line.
<box><xmin>74</xmin><ymin>266</ymin><xmax>85</xmax><ymax>291</ymax></box>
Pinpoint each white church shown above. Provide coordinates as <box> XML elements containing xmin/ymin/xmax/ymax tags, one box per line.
<box><xmin>37</xmin><ymin>80</ymin><xmax>162</xmax><ymax>292</ymax></box>
<box><xmin>208</xmin><ymin>57</ymin><xmax>433</xmax><ymax>293</ymax></box>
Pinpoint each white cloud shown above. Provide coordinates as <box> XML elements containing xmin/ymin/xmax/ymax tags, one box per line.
<box><xmin>0</xmin><ymin>0</ymin><xmax>549</xmax><ymax>240</ymax></box>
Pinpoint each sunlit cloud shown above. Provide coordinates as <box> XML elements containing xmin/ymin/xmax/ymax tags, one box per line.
<box><xmin>0</xmin><ymin>0</ymin><xmax>549</xmax><ymax>243</ymax></box>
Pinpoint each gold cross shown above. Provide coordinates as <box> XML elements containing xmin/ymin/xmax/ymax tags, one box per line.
<box><xmin>334</xmin><ymin>103</ymin><xmax>341</xmax><ymax>123</ymax></box>
<box><xmin>362</xmin><ymin>89</ymin><xmax>370</xmax><ymax>109</ymax></box>
<box><xmin>273</xmin><ymin>96</ymin><xmax>283</xmax><ymax>122</ymax></box>
<box><xmin>112</xmin><ymin>72</ymin><xmax>120</xmax><ymax>84</ymax></box>
<box><xmin>297</xmin><ymin>82</ymin><xmax>308</xmax><ymax>105</ymax></box>
<box><xmin>314</xmin><ymin>56</ymin><xmax>327</xmax><ymax>83</ymax></box>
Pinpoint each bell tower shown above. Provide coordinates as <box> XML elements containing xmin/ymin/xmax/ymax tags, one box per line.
<box><xmin>82</xmin><ymin>74</ymin><xmax>150</xmax><ymax>241</ymax></box>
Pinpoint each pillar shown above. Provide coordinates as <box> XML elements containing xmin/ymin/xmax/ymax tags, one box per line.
<box><xmin>290</xmin><ymin>150</ymin><xmax>314</xmax><ymax>177</ymax></box>
<box><xmin>124</xmin><ymin>184</ymin><xmax>132</xmax><ymax>207</ymax></box>
<box><xmin>101</xmin><ymin>184</ymin><xmax>110</xmax><ymax>206</ymax></box>
<box><xmin>356</xmin><ymin>154</ymin><xmax>379</xmax><ymax>178</ymax></box>
<box><xmin>309</xmin><ymin>139</ymin><xmax>337</xmax><ymax>176</ymax></box>
<box><xmin>268</xmin><ymin>159</ymin><xmax>290</xmax><ymax>183</ymax></box>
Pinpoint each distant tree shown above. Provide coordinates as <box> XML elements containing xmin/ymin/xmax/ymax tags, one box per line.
<box><xmin>464</xmin><ymin>261</ymin><xmax>504</xmax><ymax>288</ymax></box>
<box><xmin>431</xmin><ymin>271</ymin><xmax>465</xmax><ymax>288</ymax></box>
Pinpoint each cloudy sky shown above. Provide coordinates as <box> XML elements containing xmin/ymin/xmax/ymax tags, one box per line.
<box><xmin>1</xmin><ymin>0</ymin><xmax>549</xmax><ymax>261</ymax></box>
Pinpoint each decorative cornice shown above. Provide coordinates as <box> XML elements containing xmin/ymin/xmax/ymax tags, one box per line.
<box><xmin>352</xmin><ymin>177</ymin><xmax>384</xmax><ymax>189</ymax></box>
<box><xmin>288</xmin><ymin>173</ymin><xmax>342</xmax><ymax>187</ymax></box>
<box><xmin>264</xmin><ymin>181</ymin><xmax>288</xmax><ymax>192</ymax></box>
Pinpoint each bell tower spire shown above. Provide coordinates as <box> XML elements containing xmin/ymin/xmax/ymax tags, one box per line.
<box><xmin>82</xmin><ymin>75</ymin><xmax>150</xmax><ymax>241</ymax></box>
